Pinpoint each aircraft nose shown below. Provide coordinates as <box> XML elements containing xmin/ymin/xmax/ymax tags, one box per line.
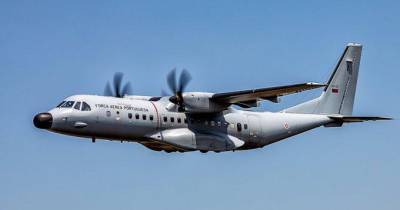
<box><xmin>33</xmin><ymin>113</ymin><xmax>53</xmax><ymax>129</ymax></box>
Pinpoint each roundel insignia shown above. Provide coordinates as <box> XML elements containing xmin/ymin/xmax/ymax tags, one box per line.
<box><xmin>284</xmin><ymin>122</ymin><xmax>289</xmax><ymax>129</ymax></box>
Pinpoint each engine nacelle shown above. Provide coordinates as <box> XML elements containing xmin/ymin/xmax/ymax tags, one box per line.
<box><xmin>182</xmin><ymin>92</ymin><xmax>226</xmax><ymax>113</ymax></box>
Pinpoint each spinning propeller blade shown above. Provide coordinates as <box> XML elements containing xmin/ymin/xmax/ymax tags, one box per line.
<box><xmin>165</xmin><ymin>68</ymin><xmax>192</xmax><ymax>111</ymax></box>
<box><xmin>104</xmin><ymin>72</ymin><xmax>132</xmax><ymax>98</ymax></box>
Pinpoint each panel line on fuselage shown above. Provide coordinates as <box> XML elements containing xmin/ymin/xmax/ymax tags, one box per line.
<box><xmin>149</xmin><ymin>101</ymin><xmax>160</xmax><ymax>130</ymax></box>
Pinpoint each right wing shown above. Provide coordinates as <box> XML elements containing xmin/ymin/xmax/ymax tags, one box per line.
<box><xmin>211</xmin><ymin>82</ymin><xmax>326</xmax><ymax>107</ymax></box>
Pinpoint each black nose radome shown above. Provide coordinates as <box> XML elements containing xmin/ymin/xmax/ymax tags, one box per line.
<box><xmin>33</xmin><ymin>113</ymin><xmax>53</xmax><ymax>129</ymax></box>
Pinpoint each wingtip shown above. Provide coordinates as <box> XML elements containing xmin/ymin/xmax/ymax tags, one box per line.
<box><xmin>306</xmin><ymin>82</ymin><xmax>328</xmax><ymax>87</ymax></box>
<box><xmin>372</xmin><ymin>116</ymin><xmax>394</xmax><ymax>120</ymax></box>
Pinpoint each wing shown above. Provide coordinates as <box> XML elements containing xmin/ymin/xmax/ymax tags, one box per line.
<box><xmin>211</xmin><ymin>82</ymin><xmax>326</xmax><ymax>107</ymax></box>
<box><xmin>328</xmin><ymin>115</ymin><xmax>393</xmax><ymax>122</ymax></box>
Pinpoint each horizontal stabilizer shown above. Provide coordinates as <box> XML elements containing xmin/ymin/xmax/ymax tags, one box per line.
<box><xmin>328</xmin><ymin>115</ymin><xmax>392</xmax><ymax>123</ymax></box>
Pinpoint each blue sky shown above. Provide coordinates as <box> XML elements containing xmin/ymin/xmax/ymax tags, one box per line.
<box><xmin>0</xmin><ymin>0</ymin><xmax>399</xmax><ymax>209</ymax></box>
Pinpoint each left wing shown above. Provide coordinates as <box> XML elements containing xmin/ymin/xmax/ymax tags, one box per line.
<box><xmin>211</xmin><ymin>82</ymin><xmax>326</xmax><ymax>107</ymax></box>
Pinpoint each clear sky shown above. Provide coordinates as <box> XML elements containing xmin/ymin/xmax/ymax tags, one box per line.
<box><xmin>0</xmin><ymin>0</ymin><xmax>399</xmax><ymax>210</ymax></box>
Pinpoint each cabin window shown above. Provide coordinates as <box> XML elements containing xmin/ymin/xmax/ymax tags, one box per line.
<box><xmin>210</xmin><ymin>121</ymin><xmax>215</xmax><ymax>126</ymax></box>
<box><xmin>135</xmin><ymin>114</ymin><xmax>139</xmax><ymax>120</ymax></box>
<box><xmin>204</xmin><ymin>121</ymin><xmax>209</xmax><ymax>126</ymax></box>
<box><xmin>116</xmin><ymin>111</ymin><xmax>120</xmax><ymax>115</ymax></box>
<box><xmin>177</xmin><ymin>118</ymin><xmax>181</xmax><ymax>123</ymax></box>
<box><xmin>244</xmin><ymin>124</ymin><xmax>248</xmax><ymax>130</ymax></box>
<box><xmin>142</xmin><ymin>114</ymin><xmax>147</xmax><ymax>120</ymax></box>
<box><xmin>74</xmin><ymin>102</ymin><xmax>81</xmax><ymax>110</ymax></box>
<box><xmin>149</xmin><ymin>115</ymin><xmax>154</xmax><ymax>121</ymax></box>
<box><xmin>82</xmin><ymin>102</ymin><xmax>91</xmax><ymax>111</ymax></box>
<box><xmin>237</xmin><ymin>123</ymin><xmax>242</xmax><ymax>132</ymax></box>
<box><xmin>217</xmin><ymin>121</ymin><xmax>221</xmax><ymax>127</ymax></box>
<box><xmin>163</xmin><ymin>116</ymin><xmax>167</xmax><ymax>122</ymax></box>
<box><xmin>106</xmin><ymin>111</ymin><xmax>111</xmax><ymax>117</ymax></box>
<box><xmin>128</xmin><ymin>113</ymin><xmax>132</xmax><ymax>119</ymax></box>
<box><xmin>184</xmin><ymin>118</ymin><xmax>188</xmax><ymax>124</ymax></box>
<box><xmin>170</xmin><ymin>117</ymin><xmax>175</xmax><ymax>123</ymax></box>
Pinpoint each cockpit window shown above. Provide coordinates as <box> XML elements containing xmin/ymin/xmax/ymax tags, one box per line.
<box><xmin>60</xmin><ymin>101</ymin><xmax>75</xmax><ymax>108</ymax></box>
<box><xmin>74</xmin><ymin>102</ymin><xmax>81</xmax><ymax>110</ymax></box>
<box><xmin>81</xmin><ymin>102</ymin><xmax>91</xmax><ymax>111</ymax></box>
<box><xmin>56</xmin><ymin>101</ymin><xmax>66</xmax><ymax>107</ymax></box>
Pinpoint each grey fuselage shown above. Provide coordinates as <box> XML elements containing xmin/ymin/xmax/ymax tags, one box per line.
<box><xmin>44</xmin><ymin>95</ymin><xmax>334</xmax><ymax>152</ymax></box>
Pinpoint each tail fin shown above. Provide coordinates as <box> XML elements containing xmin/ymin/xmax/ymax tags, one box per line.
<box><xmin>283</xmin><ymin>43</ymin><xmax>362</xmax><ymax>115</ymax></box>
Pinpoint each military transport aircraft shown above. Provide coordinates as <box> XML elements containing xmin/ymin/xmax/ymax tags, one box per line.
<box><xmin>33</xmin><ymin>43</ymin><xmax>391</xmax><ymax>153</ymax></box>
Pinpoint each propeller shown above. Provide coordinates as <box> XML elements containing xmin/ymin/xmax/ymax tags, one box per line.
<box><xmin>104</xmin><ymin>72</ymin><xmax>132</xmax><ymax>98</ymax></box>
<box><xmin>160</xmin><ymin>89</ymin><xmax>169</xmax><ymax>97</ymax></box>
<box><xmin>166</xmin><ymin>68</ymin><xmax>192</xmax><ymax>112</ymax></box>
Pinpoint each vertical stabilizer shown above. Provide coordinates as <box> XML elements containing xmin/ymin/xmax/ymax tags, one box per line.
<box><xmin>283</xmin><ymin>43</ymin><xmax>362</xmax><ymax>115</ymax></box>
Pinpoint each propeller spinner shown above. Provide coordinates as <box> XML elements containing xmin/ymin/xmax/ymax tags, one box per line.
<box><xmin>166</xmin><ymin>68</ymin><xmax>192</xmax><ymax>112</ymax></box>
